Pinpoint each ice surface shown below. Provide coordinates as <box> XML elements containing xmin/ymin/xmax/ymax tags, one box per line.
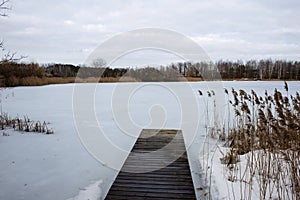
<box><xmin>0</xmin><ymin>81</ymin><xmax>298</xmax><ymax>200</ymax></box>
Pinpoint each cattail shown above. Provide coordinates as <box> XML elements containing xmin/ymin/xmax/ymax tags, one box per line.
<box><xmin>207</xmin><ymin>91</ymin><xmax>211</xmax><ymax>97</ymax></box>
<box><xmin>255</xmin><ymin>96</ymin><xmax>260</xmax><ymax>105</ymax></box>
<box><xmin>247</xmin><ymin>115</ymin><xmax>251</xmax><ymax>122</ymax></box>
<box><xmin>239</xmin><ymin>89</ymin><xmax>247</xmax><ymax>97</ymax></box>
<box><xmin>12</xmin><ymin>120</ymin><xmax>16</xmax><ymax>129</ymax></box>
<box><xmin>241</xmin><ymin>102</ymin><xmax>250</xmax><ymax>114</ymax></box>
<box><xmin>258</xmin><ymin>109</ymin><xmax>267</xmax><ymax>123</ymax></box>
<box><xmin>235</xmin><ymin>109</ymin><xmax>241</xmax><ymax>116</ymax></box>
<box><xmin>283</xmin><ymin>96</ymin><xmax>290</xmax><ymax>106</ymax></box>
<box><xmin>267</xmin><ymin>108</ymin><xmax>274</xmax><ymax>121</ymax></box>
<box><xmin>267</xmin><ymin>95</ymin><xmax>272</xmax><ymax>101</ymax></box>
<box><xmin>294</xmin><ymin>102</ymin><xmax>300</xmax><ymax>113</ymax></box>
<box><xmin>274</xmin><ymin>90</ymin><xmax>282</xmax><ymax>102</ymax></box>
<box><xmin>231</xmin><ymin>88</ymin><xmax>235</xmax><ymax>94</ymax></box>
<box><xmin>259</xmin><ymin>96</ymin><xmax>264</xmax><ymax>102</ymax></box>
<box><xmin>234</xmin><ymin>96</ymin><xmax>239</xmax><ymax>106</ymax></box>
<box><xmin>276</xmin><ymin>106</ymin><xmax>284</xmax><ymax>119</ymax></box>
<box><xmin>224</xmin><ymin>88</ymin><xmax>228</xmax><ymax>94</ymax></box>
<box><xmin>296</xmin><ymin>92</ymin><xmax>300</xmax><ymax>101</ymax></box>
<box><xmin>284</xmin><ymin>81</ymin><xmax>289</xmax><ymax>92</ymax></box>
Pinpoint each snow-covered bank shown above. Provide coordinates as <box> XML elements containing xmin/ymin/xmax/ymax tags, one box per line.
<box><xmin>204</xmin><ymin>142</ymin><xmax>297</xmax><ymax>200</ymax></box>
<box><xmin>0</xmin><ymin>81</ymin><xmax>298</xmax><ymax>199</ymax></box>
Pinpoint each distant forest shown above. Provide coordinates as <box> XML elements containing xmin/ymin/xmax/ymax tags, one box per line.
<box><xmin>0</xmin><ymin>59</ymin><xmax>300</xmax><ymax>86</ymax></box>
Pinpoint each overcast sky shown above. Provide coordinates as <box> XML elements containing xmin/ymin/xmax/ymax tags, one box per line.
<box><xmin>1</xmin><ymin>0</ymin><xmax>300</xmax><ymax>66</ymax></box>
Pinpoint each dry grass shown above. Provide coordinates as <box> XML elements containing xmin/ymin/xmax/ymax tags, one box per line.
<box><xmin>199</xmin><ymin>82</ymin><xmax>300</xmax><ymax>199</ymax></box>
<box><xmin>45</xmin><ymin>77</ymin><xmax>75</xmax><ymax>85</ymax></box>
<box><xmin>178</xmin><ymin>76</ymin><xmax>203</xmax><ymax>82</ymax></box>
<box><xmin>225</xmin><ymin>82</ymin><xmax>299</xmax><ymax>199</ymax></box>
<box><xmin>1</xmin><ymin>75</ymin><xmax>205</xmax><ymax>87</ymax></box>
<box><xmin>0</xmin><ymin>113</ymin><xmax>53</xmax><ymax>134</ymax></box>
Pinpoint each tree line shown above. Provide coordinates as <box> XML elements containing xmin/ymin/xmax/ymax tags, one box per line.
<box><xmin>166</xmin><ymin>59</ymin><xmax>300</xmax><ymax>80</ymax></box>
<box><xmin>0</xmin><ymin>59</ymin><xmax>300</xmax><ymax>86</ymax></box>
<box><xmin>40</xmin><ymin>59</ymin><xmax>300</xmax><ymax>81</ymax></box>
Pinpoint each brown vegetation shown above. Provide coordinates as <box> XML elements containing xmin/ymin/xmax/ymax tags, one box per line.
<box><xmin>225</xmin><ymin>82</ymin><xmax>299</xmax><ymax>199</ymax></box>
<box><xmin>0</xmin><ymin>112</ymin><xmax>53</xmax><ymax>134</ymax></box>
<box><xmin>200</xmin><ymin>82</ymin><xmax>300</xmax><ymax>199</ymax></box>
<box><xmin>1</xmin><ymin>60</ymin><xmax>300</xmax><ymax>87</ymax></box>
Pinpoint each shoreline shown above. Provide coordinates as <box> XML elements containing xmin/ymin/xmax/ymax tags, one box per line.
<box><xmin>1</xmin><ymin>76</ymin><xmax>298</xmax><ymax>88</ymax></box>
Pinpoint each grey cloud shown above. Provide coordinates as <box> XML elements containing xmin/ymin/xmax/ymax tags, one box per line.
<box><xmin>0</xmin><ymin>0</ymin><xmax>299</xmax><ymax>64</ymax></box>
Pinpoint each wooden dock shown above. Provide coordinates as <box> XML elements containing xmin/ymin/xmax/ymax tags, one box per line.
<box><xmin>105</xmin><ymin>129</ymin><xmax>196</xmax><ymax>199</ymax></box>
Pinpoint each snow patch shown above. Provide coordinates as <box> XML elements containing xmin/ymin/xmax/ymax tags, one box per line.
<box><xmin>67</xmin><ymin>180</ymin><xmax>103</xmax><ymax>200</ymax></box>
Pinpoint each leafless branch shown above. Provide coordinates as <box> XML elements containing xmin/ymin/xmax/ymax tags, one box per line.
<box><xmin>0</xmin><ymin>40</ymin><xmax>4</xmax><ymax>50</ymax></box>
<box><xmin>0</xmin><ymin>0</ymin><xmax>10</xmax><ymax>8</ymax></box>
<box><xmin>1</xmin><ymin>51</ymin><xmax>27</xmax><ymax>64</ymax></box>
<box><xmin>0</xmin><ymin>0</ymin><xmax>11</xmax><ymax>17</ymax></box>
<box><xmin>0</xmin><ymin>1</ymin><xmax>26</xmax><ymax>63</ymax></box>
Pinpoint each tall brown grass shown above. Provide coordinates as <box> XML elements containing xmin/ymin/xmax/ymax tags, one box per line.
<box><xmin>200</xmin><ymin>82</ymin><xmax>300</xmax><ymax>199</ymax></box>
<box><xmin>1</xmin><ymin>75</ymin><xmax>204</xmax><ymax>87</ymax></box>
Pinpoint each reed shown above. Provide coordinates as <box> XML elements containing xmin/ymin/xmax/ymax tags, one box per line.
<box><xmin>0</xmin><ymin>112</ymin><xmax>53</xmax><ymax>134</ymax></box>
<box><xmin>200</xmin><ymin>82</ymin><xmax>300</xmax><ymax>199</ymax></box>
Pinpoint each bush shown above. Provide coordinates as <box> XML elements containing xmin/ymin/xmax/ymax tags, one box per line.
<box><xmin>5</xmin><ymin>75</ymin><xmax>19</xmax><ymax>87</ymax></box>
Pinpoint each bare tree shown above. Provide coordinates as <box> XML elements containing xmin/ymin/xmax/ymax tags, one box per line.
<box><xmin>0</xmin><ymin>0</ymin><xmax>11</xmax><ymax>61</ymax></box>
<box><xmin>0</xmin><ymin>0</ymin><xmax>26</xmax><ymax>63</ymax></box>
<box><xmin>91</xmin><ymin>58</ymin><xmax>107</xmax><ymax>68</ymax></box>
<box><xmin>0</xmin><ymin>0</ymin><xmax>10</xmax><ymax>52</ymax></box>
<box><xmin>0</xmin><ymin>0</ymin><xmax>9</xmax><ymax>109</ymax></box>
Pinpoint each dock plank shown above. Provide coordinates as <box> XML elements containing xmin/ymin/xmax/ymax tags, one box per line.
<box><xmin>105</xmin><ymin>129</ymin><xmax>196</xmax><ymax>199</ymax></box>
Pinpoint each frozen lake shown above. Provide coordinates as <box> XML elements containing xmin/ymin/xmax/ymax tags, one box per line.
<box><xmin>0</xmin><ymin>81</ymin><xmax>299</xmax><ymax>200</ymax></box>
